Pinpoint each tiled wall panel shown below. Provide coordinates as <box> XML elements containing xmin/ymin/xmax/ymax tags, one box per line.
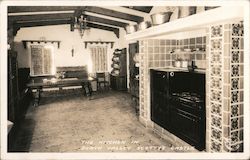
<box><xmin>139</xmin><ymin>24</ymin><xmax>244</xmax><ymax>152</ymax></box>
<box><xmin>208</xmin><ymin>22</ymin><xmax>244</xmax><ymax>152</ymax></box>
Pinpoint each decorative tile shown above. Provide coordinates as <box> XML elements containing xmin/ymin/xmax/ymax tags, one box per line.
<box><xmin>231</xmin><ymin>105</ymin><xmax>239</xmax><ymax>117</ymax></box>
<box><xmin>231</xmin><ymin>51</ymin><xmax>240</xmax><ymax>63</ymax></box>
<box><xmin>211</xmin><ymin>25</ymin><xmax>223</xmax><ymax>37</ymax></box>
<box><xmin>211</xmin><ymin>128</ymin><xmax>222</xmax><ymax>142</ymax></box>
<box><xmin>232</xmin><ymin>23</ymin><xmax>244</xmax><ymax>36</ymax></box>
<box><xmin>231</xmin><ymin>91</ymin><xmax>239</xmax><ymax>103</ymax></box>
<box><xmin>211</xmin><ymin>139</ymin><xmax>222</xmax><ymax>152</ymax></box>
<box><xmin>211</xmin><ymin>103</ymin><xmax>222</xmax><ymax>116</ymax></box>
<box><xmin>231</xmin><ymin>78</ymin><xmax>239</xmax><ymax>90</ymax></box>
<box><xmin>231</xmin><ymin>118</ymin><xmax>239</xmax><ymax>130</ymax></box>
<box><xmin>211</xmin><ymin>65</ymin><xmax>222</xmax><ymax>77</ymax></box>
<box><xmin>211</xmin><ymin>39</ymin><xmax>222</xmax><ymax>50</ymax></box>
<box><xmin>231</xmin><ymin>38</ymin><xmax>240</xmax><ymax>50</ymax></box>
<box><xmin>231</xmin><ymin>131</ymin><xmax>239</xmax><ymax>142</ymax></box>
<box><xmin>210</xmin><ymin>90</ymin><xmax>222</xmax><ymax>103</ymax></box>
<box><xmin>231</xmin><ymin>65</ymin><xmax>240</xmax><ymax>77</ymax></box>
<box><xmin>211</xmin><ymin>115</ymin><xmax>222</xmax><ymax>129</ymax></box>
<box><xmin>211</xmin><ymin>52</ymin><xmax>222</xmax><ymax>64</ymax></box>
<box><xmin>211</xmin><ymin>77</ymin><xmax>222</xmax><ymax>90</ymax></box>
<box><xmin>231</xmin><ymin>144</ymin><xmax>241</xmax><ymax>152</ymax></box>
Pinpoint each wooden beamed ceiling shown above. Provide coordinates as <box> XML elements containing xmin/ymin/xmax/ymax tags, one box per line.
<box><xmin>8</xmin><ymin>6</ymin><xmax>144</xmax><ymax>37</ymax></box>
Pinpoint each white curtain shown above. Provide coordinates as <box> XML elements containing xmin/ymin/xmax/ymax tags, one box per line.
<box><xmin>90</xmin><ymin>46</ymin><xmax>108</xmax><ymax>73</ymax></box>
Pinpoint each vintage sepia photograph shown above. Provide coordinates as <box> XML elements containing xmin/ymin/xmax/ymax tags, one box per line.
<box><xmin>1</xmin><ymin>0</ymin><xmax>249</xmax><ymax>159</ymax></box>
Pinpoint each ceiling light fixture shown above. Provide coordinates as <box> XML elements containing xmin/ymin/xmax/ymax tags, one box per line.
<box><xmin>72</xmin><ymin>11</ymin><xmax>90</xmax><ymax>38</ymax></box>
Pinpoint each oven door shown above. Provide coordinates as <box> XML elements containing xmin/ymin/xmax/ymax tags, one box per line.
<box><xmin>169</xmin><ymin>98</ymin><xmax>205</xmax><ymax>150</ymax></box>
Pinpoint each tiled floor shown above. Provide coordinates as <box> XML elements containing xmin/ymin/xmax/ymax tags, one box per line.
<box><xmin>10</xmin><ymin>90</ymin><xmax>174</xmax><ymax>152</ymax></box>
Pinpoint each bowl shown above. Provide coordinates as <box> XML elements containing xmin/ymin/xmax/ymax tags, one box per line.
<box><xmin>138</xmin><ymin>21</ymin><xmax>152</xmax><ymax>30</ymax></box>
<box><xmin>125</xmin><ymin>24</ymin><xmax>138</xmax><ymax>34</ymax></box>
<box><xmin>150</xmin><ymin>12</ymin><xmax>173</xmax><ymax>25</ymax></box>
<box><xmin>181</xmin><ymin>61</ymin><xmax>188</xmax><ymax>68</ymax></box>
<box><xmin>184</xmin><ymin>48</ymin><xmax>191</xmax><ymax>52</ymax></box>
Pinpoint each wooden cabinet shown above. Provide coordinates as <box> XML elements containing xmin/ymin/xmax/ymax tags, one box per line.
<box><xmin>110</xmin><ymin>48</ymin><xmax>127</xmax><ymax>90</ymax></box>
<box><xmin>8</xmin><ymin>51</ymin><xmax>32</xmax><ymax>123</ymax></box>
<box><xmin>110</xmin><ymin>75</ymin><xmax>127</xmax><ymax>91</ymax></box>
<box><xmin>129</xmin><ymin>42</ymin><xmax>139</xmax><ymax>111</ymax></box>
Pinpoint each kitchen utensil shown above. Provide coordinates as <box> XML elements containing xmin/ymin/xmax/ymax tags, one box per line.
<box><xmin>150</xmin><ymin>12</ymin><xmax>173</xmax><ymax>25</ymax></box>
<box><xmin>138</xmin><ymin>21</ymin><xmax>151</xmax><ymax>30</ymax></box>
<box><xmin>125</xmin><ymin>24</ymin><xmax>138</xmax><ymax>34</ymax></box>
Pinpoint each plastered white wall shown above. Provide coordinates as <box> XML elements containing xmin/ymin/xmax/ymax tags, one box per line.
<box><xmin>14</xmin><ymin>24</ymin><xmax>128</xmax><ymax>73</ymax></box>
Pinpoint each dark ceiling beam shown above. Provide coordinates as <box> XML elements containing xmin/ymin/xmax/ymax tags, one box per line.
<box><xmin>123</xmin><ymin>6</ymin><xmax>153</xmax><ymax>13</ymax></box>
<box><xmin>86</xmin><ymin>15</ymin><xmax>128</xmax><ymax>28</ymax></box>
<box><xmin>15</xmin><ymin>19</ymin><xmax>71</xmax><ymax>28</ymax></box>
<box><xmin>87</xmin><ymin>22</ymin><xmax>120</xmax><ymax>38</ymax></box>
<box><xmin>8</xmin><ymin>6</ymin><xmax>78</xmax><ymax>13</ymax></box>
<box><xmin>14</xmin><ymin>19</ymin><xmax>120</xmax><ymax>38</ymax></box>
<box><xmin>9</xmin><ymin>13</ymin><xmax>128</xmax><ymax>28</ymax></box>
<box><xmin>9</xmin><ymin>13</ymin><xmax>73</xmax><ymax>23</ymax></box>
<box><xmin>83</xmin><ymin>6</ymin><xmax>143</xmax><ymax>23</ymax></box>
<box><xmin>8</xmin><ymin>6</ymin><xmax>144</xmax><ymax>23</ymax></box>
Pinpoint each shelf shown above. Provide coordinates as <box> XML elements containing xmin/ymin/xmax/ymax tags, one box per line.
<box><xmin>125</xmin><ymin>6</ymin><xmax>244</xmax><ymax>41</ymax></box>
<box><xmin>22</xmin><ymin>40</ymin><xmax>61</xmax><ymax>49</ymax></box>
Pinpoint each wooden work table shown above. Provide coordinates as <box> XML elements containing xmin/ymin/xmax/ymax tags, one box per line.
<box><xmin>27</xmin><ymin>77</ymin><xmax>95</xmax><ymax>106</ymax></box>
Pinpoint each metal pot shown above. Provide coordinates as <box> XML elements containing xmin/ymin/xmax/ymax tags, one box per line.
<box><xmin>150</xmin><ymin>12</ymin><xmax>173</xmax><ymax>25</ymax></box>
<box><xmin>125</xmin><ymin>24</ymin><xmax>138</xmax><ymax>34</ymax></box>
<box><xmin>179</xmin><ymin>6</ymin><xmax>197</xmax><ymax>18</ymax></box>
<box><xmin>138</xmin><ymin>21</ymin><xmax>151</xmax><ymax>30</ymax></box>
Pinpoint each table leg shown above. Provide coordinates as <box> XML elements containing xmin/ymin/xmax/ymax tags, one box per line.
<box><xmin>82</xmin><ymin>82</ymin><xmax>93</xmax><ymax>99</ymax></box>
<box><xmin>87</xmin><ymin>82</ymin><xmax>93</xmax><ymax>96</ymax></box>
<box><xmin>33</xmin><ymin>88</ymin><xmax>41</xmax><ymax>107</ymax></box>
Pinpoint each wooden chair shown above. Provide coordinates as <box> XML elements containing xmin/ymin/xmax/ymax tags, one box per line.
<box><xmin>96</xmin><ymin>72</ymin><xmax>109</xmax><ymax>91</ymax></box>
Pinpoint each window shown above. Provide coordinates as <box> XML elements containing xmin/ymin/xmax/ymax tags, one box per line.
<box><xmin>89</xmin><ymin>46</ymin><xmax>108</xmax><ymax>73</ymax></box>
<box><xmin>30</xmin><ymin>45</ymin><xmax>55</xmax><ymax>76</ymax></box>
